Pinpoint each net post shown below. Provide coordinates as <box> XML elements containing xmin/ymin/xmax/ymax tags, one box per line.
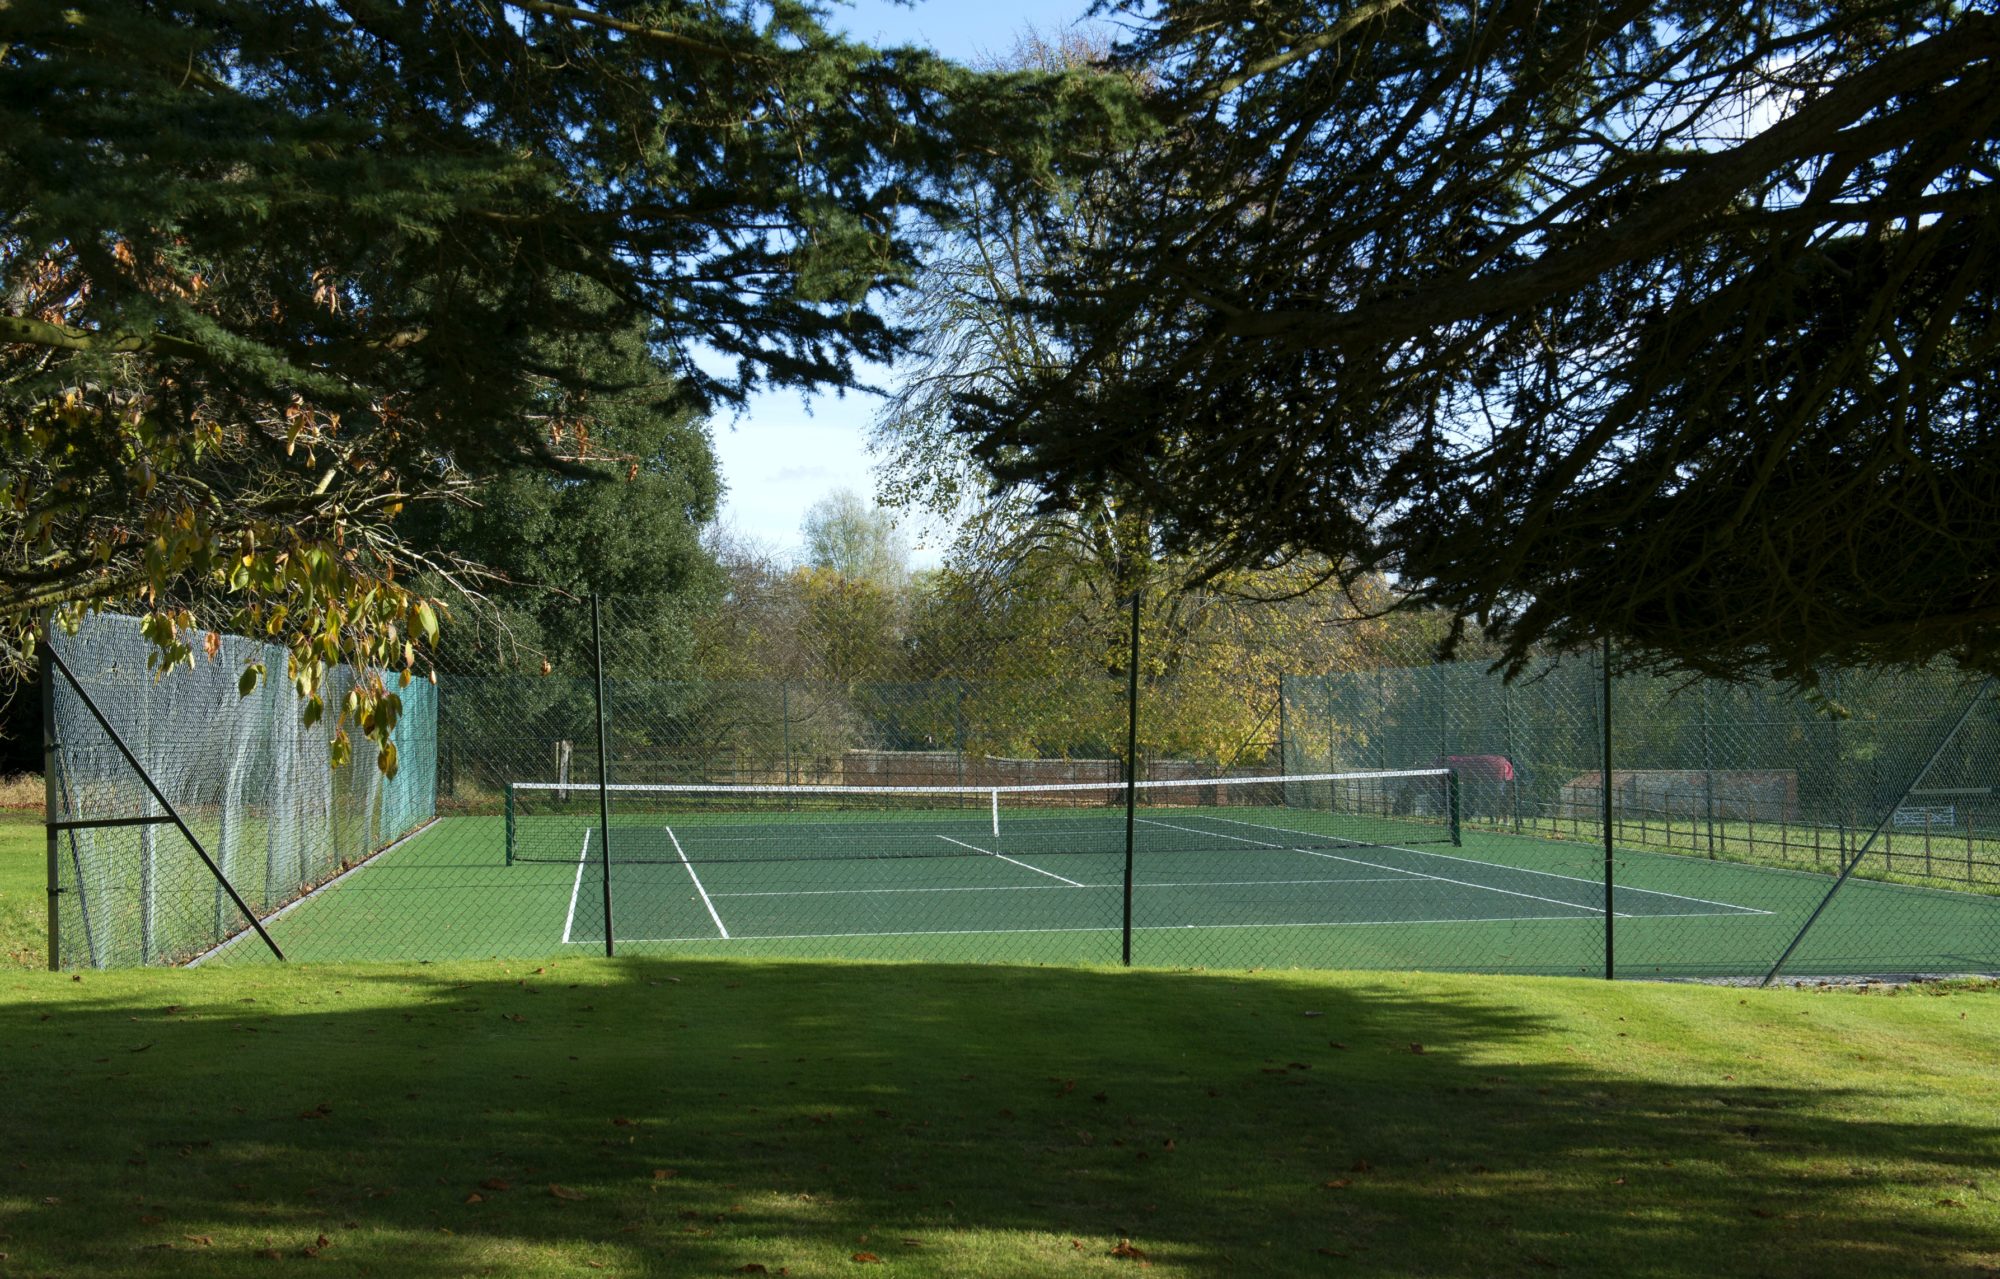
<box><xmin>1122</xmin><ymin>586</ymin><xmax>1140</xmax><ymax>968</ymax></box>
<box><xmin>40</xmin><ymin>631</ymin><xmax>59</xmax><ymax>971</ymax></box>
<box><xmin>592</xmin><ymin>595</ymin><xmax>616</xmax><ymax>958</ymax></box>
<box><xmin>1446</xmin><ymin>770</ymin><xmax>1462</xmax><ymax>846</ymax></box>
<box><xmin>504</xmin><ymin>782</ymin><xmax>516</xmax><ymax>866</ymax></box>
<box><xmin>990</xmin><ymin>788</ymin><xmax>999</xmax><ymax>840</ymax></box>
<box><xmin>1601</xmin><ymin>635</ymin><xmax>1615</xmax><ymax>982</ymax></box>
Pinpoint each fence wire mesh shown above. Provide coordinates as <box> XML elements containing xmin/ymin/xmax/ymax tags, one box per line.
<box><xmin>41</xmin><ymin>590</ymin><xmax>2000</xmax><ymax>979</ymax></box>
<box><xmin>45</xmin><ymin>614</ymin><xmax>436</xmax><ymax>968</ymax></box>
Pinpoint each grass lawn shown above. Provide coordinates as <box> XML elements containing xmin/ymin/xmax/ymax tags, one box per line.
<box><xmin>1</xmin><ymin>810</ymin><xmax>43</xmax><ymax>968</ymax></box>
<box><xmin>2</xmin><ymin>814</ymin><xmax>1997</xmax><ymax>1276</ymax></box>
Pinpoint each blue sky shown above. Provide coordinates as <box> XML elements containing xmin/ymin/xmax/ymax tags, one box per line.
<box><xmin>708</xmin><ymin>0</ymin><xmax>1106</xmax><ymax>566</ymax></box>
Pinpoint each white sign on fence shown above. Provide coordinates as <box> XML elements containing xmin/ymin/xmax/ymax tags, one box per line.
<box><xmin>1892</xmin><ymin>804</ymin><xmax>1956</xmax><ymax>828</ymax></box>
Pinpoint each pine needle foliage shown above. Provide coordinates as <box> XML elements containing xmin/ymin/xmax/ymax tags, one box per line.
<box><xmin>955</xmin><ymin>0</ymin><xmax>2000</xmax><ymax>687</ymax></box>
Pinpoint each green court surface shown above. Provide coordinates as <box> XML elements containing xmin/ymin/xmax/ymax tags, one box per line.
<box><xmin>216</xmin><ymin>803</ymin><xmax>2000</xmax><ymax>977</ymax></box>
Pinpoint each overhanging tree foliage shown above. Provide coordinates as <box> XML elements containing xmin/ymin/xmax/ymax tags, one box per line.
<box><xmin>955</xmin><ymin>0</ymin><xmax>2000</xmax><ymax>686</ymax></box>
<box><xmin>398</xmin><ymin>292</ymin><xmax>725</xmax><ymax>678</ymax></box>
<box><xmin>0</xmin><ymin>0</ymin><xmax>1138</xmax><ymax>758</ymax></box>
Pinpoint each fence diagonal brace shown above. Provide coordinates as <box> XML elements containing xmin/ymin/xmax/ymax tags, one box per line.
<box><xmin>45</xmin><ymin>642</ymin><xmax>285</xmax><ymax>963</ymax></box>
<box><xmin>1760</xmin><ymin>676</ymin><xmax>1993</xmax><ymax>987</ymax></box>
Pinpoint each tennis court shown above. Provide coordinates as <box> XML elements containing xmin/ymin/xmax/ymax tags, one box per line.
<box><xmin>546</xmin><ymin>805</ymin><xmax>1769</xmax><ymax>948</ymax></box>
<box><xmin>211</xmin><ymin>766</ymin><xmax>2000</xmax><ymax>976</ymax></box>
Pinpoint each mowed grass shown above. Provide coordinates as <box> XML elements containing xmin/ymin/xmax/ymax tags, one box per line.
<box><xmin>1</xmin><ymin>811</ymin><xmax>44</xmax><ymax>967</ymax></box>
<box><xmin>2</xmin><ymin>815</ymin><xmax>1998</xmax><ymax>1276</ymax></box>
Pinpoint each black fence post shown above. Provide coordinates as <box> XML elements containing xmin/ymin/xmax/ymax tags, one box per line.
<box><xmin>40</xmin><ymin>637</ymin><xmax>58</xmax><ymax>971</ymax></box>
<box><xmin>1601</xmin><ymin>636</ymin><xmax>1615</xmax><ymax>981</ymax></box>
<box><xmin>1123</xmin><ymin>587</ymin><xmax>1140</xmax><ymax>968</ymax></box>
<box><xmin>1276</xmin><ymin>674</ymin><xmax>1288</xmax><ymax>778</ymax></box>
<box><xmin>593</xmin><ymin>595</ymin><xmax>616</xmax><ymax>958</ymax></box>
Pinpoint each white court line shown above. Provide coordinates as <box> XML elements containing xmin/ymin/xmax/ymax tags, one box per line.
<box><xmin>709</xmin><ymin>876</ymin><xmax>1409</xmax><ymax>899</ymax></box>
<box><xmin>1140</xmin><ymin>816</ymin><xmax>1623</xmax><ymax>918</ymax></box>
<box><xmin>1193</xmin><ymin>812</ymin><xmax>1773</xmax><ymax>915</ymax></box>
<box><xmin>936</xmin><ymin>834</ymin><xmax>1087</xmax><ymax>887</ymax></box>
<box><xmin>667</xmin><ymin>826</ymin><xmax>731</xmax><ymax>939</ymax></box>
<box><xmin>561</xmin><ymin>827</ymin><xmax>591</xmax><ymax>945</ymax></box>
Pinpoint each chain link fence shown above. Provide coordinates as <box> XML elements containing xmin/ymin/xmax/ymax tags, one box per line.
<box><xmin>45</xmin><ymin>614</ymin><xmax>436</xmax><ymax>968</ymax></box>
<box><xmin>41</xmin><ymin>590</ymin><xmax>2000</xmax><ymax>979</ymax></box>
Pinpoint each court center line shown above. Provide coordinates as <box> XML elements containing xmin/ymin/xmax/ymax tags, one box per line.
<box><xmin>561</xmin><ymin>827</ymin><xmax>591</xmax><ymax>945</ymax></box>
<box><xmin>935</xmin><ymin>834</ymin><xmax>1086</xmax><ymax>887</ymax></box>
<box><xmin>666</xmin><ymin>826</ymin><xmax>731</xmax><ymax>939</ymax></box>
<box><xmin>1139</xmin><ymin>816</ymin><xmax>1623</xmax><ymax>917</ymax></box>
<box><xmin>1196</xmin><ymin>811</ymin><xmax>1771</xmax><ymax>915</ymax></box>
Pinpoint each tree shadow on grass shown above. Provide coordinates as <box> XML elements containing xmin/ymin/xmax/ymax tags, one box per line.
<box><xmin>1</xmin><ymin>960</ymin><xmax>1994</xmax><ymax>1277</ymax></box>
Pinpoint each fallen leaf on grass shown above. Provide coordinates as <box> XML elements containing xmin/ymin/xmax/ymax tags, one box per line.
<box><xmin>465</xmin><ymin>1193</ymin><xmax>485</xmax><ymax>1204</ymax></box>
<box><xmin>182</xmin><ymin>1235</ymin><xmax>212</xmax><ymax>1246</ymax></box>
<box><xmin>480</xmin><ymin>1178</ymin><xmax>510</xmax><ymax>1191</ymax></box>
<box><xmin>1111</xmin><ymin>1238</ymin><xmax>1147</xmax><ymax>1259</ymax></box>
<box><xmin>1409</xmin><ymin>1043</ymin><xmax>1425</xmax><ymax>1054</ymax></box>
<box><xmin>852</xmin><ymin>1252</ymin><xmax>882</xmax><ymax>1263</ymax></box>
<box><xmin>1323</xmin><ymin>1179</ymin><xmax>1353</xmax><ymax>1189</ymax></box>
<box><xmin>550</xmin><ymin>1184</ymin><xmax>588</xmax><ymax>1201</ymax></box>
<box><xmin>652</xmin><ymin>1169</ymin><xmax>679</xmax><ymax>1180</ymax></box>
<box><xmin>612</xmin><ymin>1117</ymin><xmax>636</xmax><ymax>1127</ymax></box>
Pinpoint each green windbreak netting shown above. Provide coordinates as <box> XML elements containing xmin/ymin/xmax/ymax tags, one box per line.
<box><xmin>46</xmin><ymin>612</ymin><xmax>438</xmax><ymax>968</ymax></box>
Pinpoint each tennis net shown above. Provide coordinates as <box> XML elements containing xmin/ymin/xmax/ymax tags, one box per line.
<box><xmin>504</xmin><ymin>769</ymin><xmax>1459</xmax><ymax>866</ymax></box>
